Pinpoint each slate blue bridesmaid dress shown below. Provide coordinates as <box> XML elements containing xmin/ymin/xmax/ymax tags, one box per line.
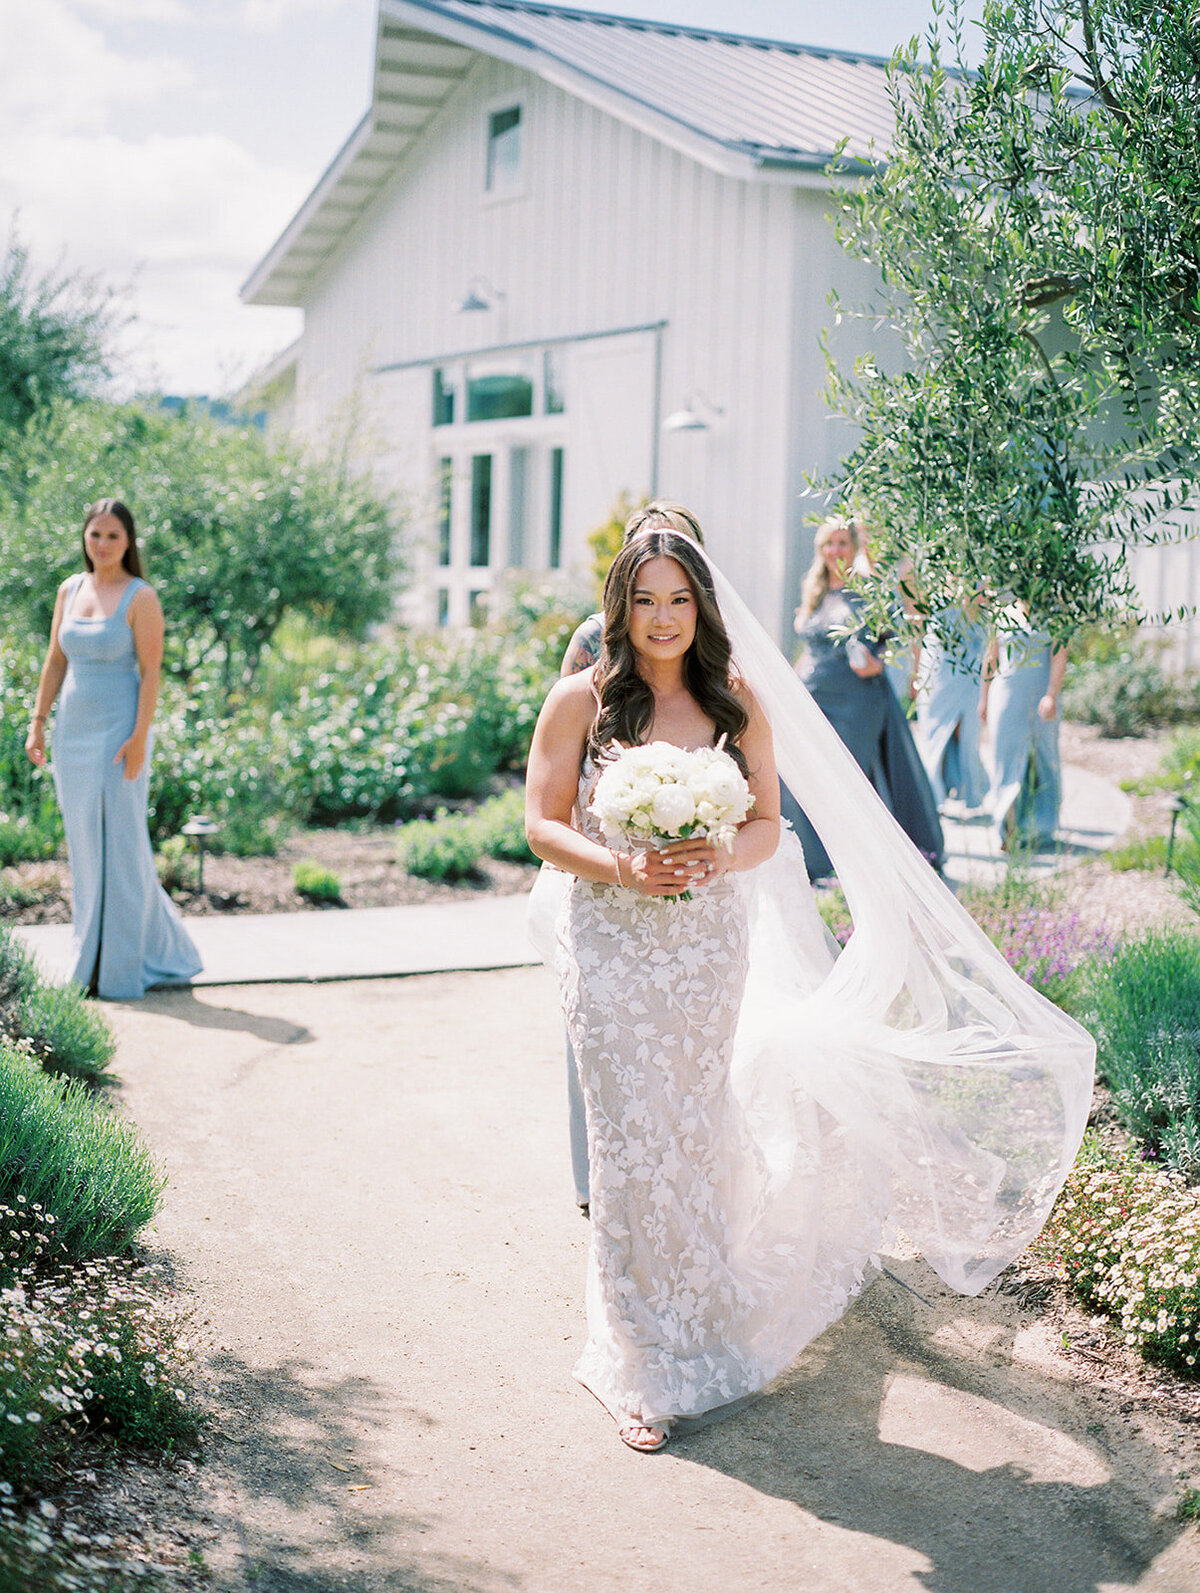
<box><xmin>52</xmin><ymin>574</ymin><xmax>202</xmax><ymax>999</ymax></box>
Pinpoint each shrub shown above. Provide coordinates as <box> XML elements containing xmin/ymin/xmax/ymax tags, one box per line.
<box><xmin>0</xmin><ymin>1043</ymin><xmax>162</xmax><ymax>1262</ymax></box>
<box><xmin>396</xmin><ymin>812</ymin><xmax>482</xmax><ymax>881</ymax></box>
<box><xmin>14</xmin><ymin>986</ymin><xmax>115</xmax><ymax>1084</ymax></box>
<box><xmin>0</xmin><ymin>812</ymin><xmax>60</xmax><ymax>869</ymax></box>
<box><xmin>153</xmin><ymin>834</ymin><xmax>192</xmax><ymax>893</ymax></box>
<box><xmin>292</xmin><ymin>860</ymin><xmax>342</xmax><ymax>904</ymax></box>
<box><xmin>1061</xmin><ymin>641</ymin><xmax>1200</xmax><ymax>737</ymax></box>
<box><xmin>1037</xmin><ymin>1144</ymin><xmax>1200</xmax><ymax>1377</ymax></box>
<box><xmin>1079</xmin><ymin>930</ymin><xmax>1200</xmax><ymax>1177</ymax></box>
<box><xmin>0</xmin><ymin>928</ymin><xmax>115</xmax><ymax>1084</ymax></box>
<box><xmin>470</xmin><ymin>788</ymin><xmax>536</xmax><ymax>865</ymax></box>
<box><xmin>0</xmin><ymin>1204</ymin><xmax>198</xmax><ymax>1497</ymax></box>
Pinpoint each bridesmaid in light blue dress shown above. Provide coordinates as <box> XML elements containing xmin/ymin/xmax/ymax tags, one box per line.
<box><xmin>915</xmin><ymin>609</ymin><xmax>989</xmax><ymax>812</ymax></box>
<box><xmin>982</xmin><ymin>610</ymin><xmax>1069</xmax><ymax>850</ymax></box>
<box><xmin>26</xmin><ymin>500</ymin><xmax>201</xmax><ymax>1000</ymax></box>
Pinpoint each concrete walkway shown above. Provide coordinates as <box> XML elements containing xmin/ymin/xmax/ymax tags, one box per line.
<box><xmin>53</xmin><ymin>756</ymin><xmax>1198</xmax><ymax>1591</ymax></box>
<box><xmin>108</xmin><ymin>968</ymin><xmax>1197</xmax><ymax>1592</ymax></box>
<box><xmin>14</xmin><ymin>760</ymin><xmax>1132</xmax><ymax>989</ymax></box>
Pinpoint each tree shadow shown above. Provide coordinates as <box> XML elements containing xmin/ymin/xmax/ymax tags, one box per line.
<box><xmin>134</xmin><ymin>987</ymin><xmax>313</xmax><ymax>1046</ymax></box>
<box><xmin>672</xmin><ymin>1266</ymin><xmax>1186</xmax><ymax>1593</ymax></box>
<box><xmin>202</xmin><ymin>1353</ymin><xmax>519</xmax><ymax>1593</ymax></box>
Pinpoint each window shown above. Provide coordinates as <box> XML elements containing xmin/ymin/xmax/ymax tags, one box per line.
<box><xmin>508</xmin><ymin>446</ymin><xmax>529</xmax><ymax>567</ymax></box>
<box><xmin>548</xmin><ymin>447</ymin><xmax>564</xmax><ymax>570</ymax></box>
<box><xmin>466</xmin><ymin>361</ymin><xmax>533</xmax><ymax>423</ymax></box>
<box><xmin>486</xmin><ymin>104</ymin><xmax>522</xmax><ymax>194</ymax></box>
<box><xmin>437</xmin><ymin>587</ymin><xmax>450</xmax><ymax>627</ymax></box>
<box><xmin>432</xmin><ymin>368</ymin><xmax>455</xmax><ymax>426</ymax></box>
<box><xmin>543</xmin><ymin>348</ymin><xmax>565</xmax><ymax>415</ymax></box>
<box><xmin>468</xmin><ymin>589</ymin><xmax>489</xmax><ymax>628</ymax></box>
<box><xmin>469</xmin><ymin>454</ymin><xmax>492</xmax><ymax>567</ymax></box>
<box><xmin>436</xmin><ymin>457</ymin><xmax>452</xmax><ymax>566</ymax></box>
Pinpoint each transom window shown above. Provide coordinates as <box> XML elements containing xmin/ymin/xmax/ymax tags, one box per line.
<box><xmin>432</xmin><ymin>349</ymin><xmax>566</xmax><ymax>427</ymax></box>
<box><xmin>486</xmin><ymin>105</ymin><xmax>522</xmax><ymax>194</ymax></box>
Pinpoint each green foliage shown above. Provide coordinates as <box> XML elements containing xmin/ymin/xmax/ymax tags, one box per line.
<box><xmin>0</xmin><ymin>231</ymin><xmax>114</xmax><ymax>440</ymax></box>
<box><xmin>14</xmin><ymin>985</ymin><xmax>116</xmax><ymax>1084</ymax></box>
<box><xmin>586</xmin><ymin>493</ymin><xmax>643</xmax><ymax>603</ymax></box>
<box><xmin>470</xmin><ymin>788</ymin><xmax>536</xmax><ymax>864</ymax></box>
<box><xmin>0</xmin><ymin>926</ymin><xmax>115</xmax><ymax>1084</ymax></box>
<box><xmin>153</xmin><ymin>833</ymin><xmax>192</xmax><ymax>893</ymax></box>
<box><xmin>0</xmin><ymin>1203</ymin><xmax>198</xmax><ymax>1502</ymax></box>
<box><xmin>292</xmin><ymin>860</ymin><xmax>342</xmax><ymax>903</ymax></box>
<box><xmin>396</xmin><ymin>811</ymin><xmax>483</xmax><ymax>882</ymax></box>
<box><xmin>0</xmin><ymin>1042</ymin><xmax>162</xmax><ymax>1262</ymax></box>
<box><xmin>1038</xmin><ymin>1141</ymin><xmax>1200</xmax><ymax>1377</ymax></box>
<box><xmin>1078</xmin><ymin>931</ymin><xmax>1200</xmax><ymax>1178</ymax></box>
<box><xmin>0</xmin><ymin>644</ymin><xmax>64</xmax><ymax>864</ymax></box>
<box><xmin>0</xmin><ymin>398</ymin><xmax>403</xmax><ymax>691</ymax></box>
<box><xmin>827</xmin><ymin>0</ymin><xmax>1200</xmax><ymax>644</ymax></box>
<box><xmin>1061</xmin><ymin>633</ymin><xmax>1200</xmax><ymax>736</ymax></box>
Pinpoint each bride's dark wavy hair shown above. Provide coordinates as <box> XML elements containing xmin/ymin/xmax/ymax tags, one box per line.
<box><xmin>587</xmin><ymin>528</ymin><xmax>749</xmax><ymax>774</ymax></box>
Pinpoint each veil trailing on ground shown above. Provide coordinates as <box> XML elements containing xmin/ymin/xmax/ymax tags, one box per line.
<box><xmin>529</xmin><ymin>544</ymin><xmax>1094</xmax><ymax>1305</ymax></box>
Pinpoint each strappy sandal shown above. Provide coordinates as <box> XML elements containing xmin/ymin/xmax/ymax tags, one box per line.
<box><xmin>618</xmin><ymin>1421</ymin><xmax>672</xmax><ymax>1453</ymax></box>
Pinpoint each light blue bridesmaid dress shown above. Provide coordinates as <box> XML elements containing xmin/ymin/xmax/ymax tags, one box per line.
<box><xmin>987</xmin><ymin>623</ymin><xmax>1062</xmax><ymax>849</ymax></box>
<box><xmin>52</xmin><ymin>574</ymin><xmax>202</xmax><ymax>999</ymax></box>
<box><xmin>915</xmin><ymin>612</ymin><xmax>989</xmax><ymax>811</ymax></box>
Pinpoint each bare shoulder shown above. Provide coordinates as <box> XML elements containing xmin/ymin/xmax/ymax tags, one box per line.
<box><xmin>128</xmin><ymin>582</ymin><xmax>163</xmax><ymax>617</ymax></box>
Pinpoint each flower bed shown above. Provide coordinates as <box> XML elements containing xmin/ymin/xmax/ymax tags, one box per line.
<box><xmin>1037</xmin><ymin>1145</ymin><xmax>1200</xmax><ymax>1377</ymax></box>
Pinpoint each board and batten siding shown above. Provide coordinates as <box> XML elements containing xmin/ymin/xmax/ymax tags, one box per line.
<box><xmin>289</xmin><ymin>53</ymin><xmax>852</xmax><ymax>641</ymax></box>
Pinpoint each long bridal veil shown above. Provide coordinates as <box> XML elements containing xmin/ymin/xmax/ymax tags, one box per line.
<box><xmin>529</xmin><ymin>545</ymin><xmax>1094</xmax><ymax>1317</ymax></box>
<box><xmin>707</xmin><ymin>552</ymin><xmax>1094</xmax><ymax>1299</ymax></box>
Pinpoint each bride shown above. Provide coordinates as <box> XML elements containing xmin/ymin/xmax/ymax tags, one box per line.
<box><xmin>524</xmin><ymin>515</ymin><xmax>1094</xmax><ymax>1455</ymax></box>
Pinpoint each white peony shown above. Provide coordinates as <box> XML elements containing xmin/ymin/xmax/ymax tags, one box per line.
<box><xmin>650</xmin><ymin>783</ymin><xmax>696</xmax><ymax>834</ymax></box>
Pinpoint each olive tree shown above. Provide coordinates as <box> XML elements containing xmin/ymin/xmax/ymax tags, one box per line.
<box><xmin>826</xmin><ymin>0</ymin><xmax>1200</xmax><ymax>643</ymax></box>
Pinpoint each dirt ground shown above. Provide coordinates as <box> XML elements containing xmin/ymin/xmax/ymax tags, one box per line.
<box><xmin>43</xmin><ymin>971</ymin><xmax>1200</xmax><ymax>1591</ymax></box>
<box><xmin>14</xmin><ymin>722</ymin><xmax>1200</xmax><ymax>1588</ymax></box>
<box><xmin>0</xmin><ymin>720</ymin><xmax>1190</xmax><ymax>932</ymax></box>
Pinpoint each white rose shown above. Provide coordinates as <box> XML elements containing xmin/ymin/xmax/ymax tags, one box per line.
<box><xmin>650</xmin><ymin>783</ymin><xmax>696</xmax><ymax>835</ymax></box>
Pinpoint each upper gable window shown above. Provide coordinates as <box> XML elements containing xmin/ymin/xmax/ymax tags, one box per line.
<box><xmin>486</xmin><ymin>104</ymin><xmax>522</xmax><ymax>195</ymax></box>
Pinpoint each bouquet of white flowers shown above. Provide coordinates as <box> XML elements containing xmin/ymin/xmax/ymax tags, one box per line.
<box><xmin>588</xmin><ymin>739</ymin><xmax>754</xmax><ymax>898</ymax></box>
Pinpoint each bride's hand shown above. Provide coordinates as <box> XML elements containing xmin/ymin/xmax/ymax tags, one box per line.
<box><xmin>627</xmin><ymin>837</ymin><xmax>722</xmax><ymax>895</ymax></box>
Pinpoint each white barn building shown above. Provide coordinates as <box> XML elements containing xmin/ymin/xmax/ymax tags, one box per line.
<box><xmin>240</xmin><ymin>1</ymin><xmax>901</xmax><ymax>642</ymax></box>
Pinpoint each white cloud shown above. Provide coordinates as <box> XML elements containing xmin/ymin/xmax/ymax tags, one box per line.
<box><xmin>0</xmin><ymin>0</ymin><xmax>190</xmax><ymax>138</ymax></box>
<box><xmin>72</xmin><ymin>0</ymin><xmax>191</xmax><ymax>20</ymax></box>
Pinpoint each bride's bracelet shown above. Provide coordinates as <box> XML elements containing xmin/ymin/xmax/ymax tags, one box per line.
<box><xmin>614</xmin><ymin>853</ymin><xmax>630</xmax><ymax>889</ymax></box>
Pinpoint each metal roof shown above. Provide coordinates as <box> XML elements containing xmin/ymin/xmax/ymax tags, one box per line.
<box><xmin>243</xmin><ymin>0</ymin><xmax>896</xmax><ymax>307</ymax></box>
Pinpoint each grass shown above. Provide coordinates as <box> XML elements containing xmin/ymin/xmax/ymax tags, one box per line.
<box><xmin>0</xmin><ymin>1042</ymin><xmax>163</xmax><ymax>1265</ymax></box>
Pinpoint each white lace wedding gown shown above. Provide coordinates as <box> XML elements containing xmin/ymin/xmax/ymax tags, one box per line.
<box><xmin>534</xmin><ymin>551</ymin><xmax>1093</xmax><ymax>1433</ymax></box>
<box><xmin>558</xmin><ymin>761</ymin><xmax>887</xmax><ymax>1428</ymax></box>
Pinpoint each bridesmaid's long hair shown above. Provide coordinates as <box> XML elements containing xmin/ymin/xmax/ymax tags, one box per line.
<box><xmin>797</xmin><ymin>514</ymin><xmax>862</xmax><ymax>620</ymax></box>
<box><xmin>81</xmin><ymin>498</ymin><xmax>144</xmax><ymax>578</ymax></box>
<box><xmin>588</xmin><ymin>528</ymin><xmax>749</xmax><ymax>774</ymax></box>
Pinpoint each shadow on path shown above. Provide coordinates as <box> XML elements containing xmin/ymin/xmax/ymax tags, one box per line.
<box><xmin>675</xmin><ymin>1269</ymin><xmax>1184</xmax><ymax>1593</ymax></box>
<box><xmin>204</xmin><ymin>1355</ymin><xmax>516</xmax><ymax>1593</ymax></box>
<box><xmin>135</xmin><ymin>988</ymin><xmax>314</xmax><ymax>1046</ymax></box>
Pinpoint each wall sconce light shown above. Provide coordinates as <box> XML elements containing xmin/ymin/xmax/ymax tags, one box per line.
<box><xmin>662</xmin><ymin>391</ymin><xmax>725</xmax><ymax>432</ymax></box>
<box><xmin>452</xmin><ymin>276</ymin><xmax>505</xmax><ymax>313</ymax></box>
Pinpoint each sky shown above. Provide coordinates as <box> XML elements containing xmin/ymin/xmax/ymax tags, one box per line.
<box><xmin>0</xmin><ymin>1</ymin><xmax>988</xmax><ymax>397</ymax></box>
